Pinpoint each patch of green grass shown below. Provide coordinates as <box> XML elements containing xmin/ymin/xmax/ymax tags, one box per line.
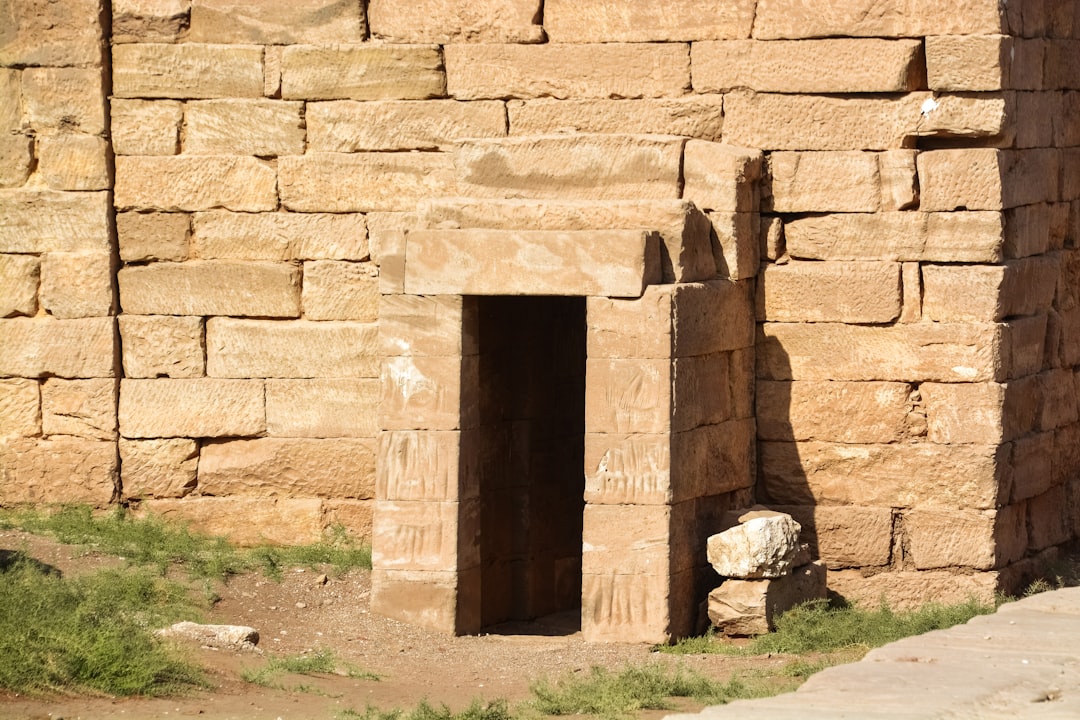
<box><xmin>339</xmin><ymin>699</ymin><xmax>513</xmax><ymax>720</ymax></box>
<box><xmin>0</xmin><ymin>552</ymin><xmax>206</xmax><ymax>696</ymax></box>
<box><xmin>242</xmin><ymin>649</ymin><xmax>380</xmax><ymax>690</ymax></box>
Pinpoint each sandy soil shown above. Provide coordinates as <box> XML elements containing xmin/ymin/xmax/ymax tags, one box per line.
<box><xmin>0</xmin><ymin>530</ymin><xmax>795</xmax><ymax>720</ymax></box>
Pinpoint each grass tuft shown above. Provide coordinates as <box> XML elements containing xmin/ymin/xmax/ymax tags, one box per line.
<box><xmin>242</xmin><ymin>649</ymin><xmax>380</xmax><ymax>690</ymax></box>
<box><xmin>339</xmin><ymin>699</ymin><xmax>513</xmax><ymax>720</ymax></box>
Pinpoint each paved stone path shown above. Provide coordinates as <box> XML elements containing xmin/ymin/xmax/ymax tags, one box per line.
<box><xmin>669</xmin><ymin>587</ymin><xmax>1080</xmax><ymax>719</ymax></box>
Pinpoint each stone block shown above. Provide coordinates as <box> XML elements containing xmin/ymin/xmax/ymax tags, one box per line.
<box><xmin>266</xmin><ymin>379</ymin><xmax>379</xmax><ymax>438</ymax></box>
<box><xmin>374</xmin><ymin>229</ymin><xmax>407</xmax><ymax>295</ymax></box>
<box><xmin>184</xmin><ymin>100</ymin><xmax>304</xmax><ymax>156</ymax></box>
<box><xmin>752</xmin><ymin>0</ymin><xmax>1004</xmax><ymax>39</ymax></box>
<box><xmin>119</xmin><ymin>438</ymin><xmax>197</xmax><ymax>499</ymax></box>
<box><xmin>115</xmin><ymin>156</ymin><xmax>277</xmax><ymax>212</ymax></box>
<box><xmin>0</xmin><ymin>135</ymin><xmax>33</xmax><ymax>188</ymax></box>
<box><xmin>0</xmin><ymin>438</ymin><xmax>116</xmax><ymax>505</ymax></box>
<box><xmin>507</xmin><ymin>97</ymin><xmax>724</xmax><ymax>141</ymax></box>
<box><xmin>0</xmin><ymin>254</ymin><xmax>38</xmax><ymax>317</ymax></box>
<box><xmin>139</xmin><ymin>497</ymin><xmax>323</xmax><ymax>546</ymax></box>
<box><xmin>761</xmin><ymin>217</ymin><xmax>784</xmax><ymax>262</ymax></box>
<box><xmin>1003</xmin><ymin>314</ymin><xmax>1048</xmax><ymax>379</ymax></box>
<box><xmin>371</xmin><ymin>500</ymin><xmax>478</xmax><ymax>572</ymax></box>
<box><xmin>902</xmin><ymin>261</ymin><xmax>922</xmax><ymax>321</ymax></box>
<box><xmin>546</xmin><ymin>0</ymin><xmax>752</xmax><ymax>41</ymax></box>
<box><xmin>188</xmin><ymin>0</ymin><xmax>365</xmax><ymax>43</ymax></box>
<box><xmin>828</xmin><ymin>569</ymin><xmax>998</xmax><ymax>610</ymax></box>
<box><xmin>119</xmin><ymin>378</ymin><xmax>264</xmax><ymax>438</ymax></box>
<box><xmin>371</xmin><ymin>568</ymin><xmax>478</xmax><ymax>634</ymax></box>
<box><xmin>377</xmin><ymin>430</ymin><xmax>478</xmax><ymax>502</ymax></box>
<box><xmin>708</xmin><ymin>562</ymin><xmax>827</xmax><ymax>636</ymax></box>
<box><xmin>758</xmin><ymin>261</ymin><xmax>901</xmax><ymax>323</ymax></box>
<box><xmin>40</xmin><ymin>252</ymin><xmax>113</xmax><ymax>319</ymax></box>
<box><xmin>36</xmin><ymin>135</ymin><xmax>109</xmax><ymax>192</ymax></box>
<box><xmin>281</xmin><ymin>45</ymin><xmax>444</xmax><ymax>101</ymax></box>
<box><xmin>367</xmin><ymin>0</ymin><xmax>541</xmax><ymax>43</ymax></box>
<box><xmin>21</xmin><ymin>68</ymin><xmax>106</xmax><ymax>136</ymax></box>
<box><xmin>301</xmin><ymin>261</ymin><xmax>378</xmax><ymax>321</ymax></box>
<box><xmin>41</xmin><ymin>378</ymin><xmax>116</xmax><ymax>440</ymax></box>
<box><xmin>1038</xmin><ymin>368</ymin><xmax>1079</xmax><ymax>431</ymax></box>
<box><xmin>321</xmin><ymin>500</ymin><xmax>374</xmax><ymax>541</ymax></box>
<box><xmin>709</xmin><ymin>212</ymin><xmax>758</xmax><ymax>281</ymax></box>
<box><xmin>111</xmin><ymin>99</ymin><xmax>182</xmax><ymax>155</ymax></box>
<box><xmin>583</xmin><ymin>433</ymin><xmax>672</xmax><ymax>505</ymax></box>
<box><xmin>279</xmin><ymin>152</ymin><xmax>455</xmax><ymax>213</ymax></box>
<box><xmin>403</xmin><ymin>229</ymin><xmax>661</xmax><ymax>298</ymax></box>
<box><xmin>308</xmin><ymin>100</ymin><xmax>505</xmax><ymax>152</ymax></box>
<box><xmin>378</xmin><ymin>294</ymin><xmax>476</xmax><ymax>358</ymax></box>
<box><xmin>585</xmin><ymin>358</ymin><xmax>670</xmax><ymax>434</ymax></box>
<box><xmin>671</xmin><ymin>353</ymin><xmax>731</xmax><ymax>431</ymax></box>
<box><xmin>682</xmin><ymin>141</ymin><xmax>762</xmax><ymax>213</ymax></box>
<box><xmin>926</xmin><ymin>35</ymin><xmax>1009</xmax><ymax>91</ymax></box>
<box><xmin>775</xmin><ymin>505</ymin><xmax>893</xmax><ymax>568</ymax></box>
<box><xmin>199</xmin><ymin>437</ymin><xmax>376</xmax><ymax>499</ymax></box>
<box><xmin>922</xmin><ymin>256</ymin><xmax>1059</xmax><ymax>322</ymax></box>
<box><xmin>582</xmin><ymin>503</ymin><xmax>688</xmax><ymax>576</ymax></box>
<box><xmin>380</xmin><ymin>355</ymin><xmax>479</xmax><ymax>431</ymax></box>
<box><xmin>112</xmin><ymin>0</ymin><xmax>189</xmax><ymax>43</ymax></box>
<box><xmin>118</xmin><ymin>261</ymin><xmax>300</xmax><ymax>317</ymax></box>
<box><xmin>117</xmin><ymin>212</ymin><xmax>189</xmax><ymax>262</ymax></box>
<box><xmin>1044</xmin><ymin>39</ymin><xmax>1080</xmax><ymax>90</ymax></box>
<box><xmin>192</xmin><ymin>211</ymin><xmax>367</xmax><ymax>261</ymax></box>
<box><xmin>708</xmin><ymin>513</ymin><xmax>803</xmax><ymax>579</ymax></box>
<box><xmin>0</xmin><ymin>378</ymin><xmax>40</xmax><ymax>439</ymax></box>
<box><xmin>767</xmin><ymin>152</ymin><xmax>881</xmax><ymax>213</ymax></box>
<box><xmin>907</xmin><ymin>507</ymin><xmax>1024</xmax><ymax>570</ymax></box>
<box><xmin>1028</xmin><ymin>485</ymin><xmax>1071</xmax><ymax>551</ymax></box>
<box><xmin>693</xmin><ymin>39</ymin><xmax>922</xmax><ymax>93</ymax></box>
<box><xmin>879</xmin><ymin>150</ymin><xmax>918</xmax><ymax>211</ymax></box>
<box><xmin>456</xmin><ymin>134</ymin><xmax>683</xmax><ymax>202</ymax></box>
<box><xmin>758</xmin><ymin>322</ymin><xmax>1004</xmax><ymax>383</ymax></box>
<box><xmin>581</xmin><ymin>570</ymin><xmax>685</xmax><ymax>643</ymax></box>
<box><xmin>586</xmin><ymin>287</ymin><xmax>672</xmax><ymax>360</ymax></box>
<box><xmin>112</xmin><ymin>44</ymin><xmax>263</xmax><ymax>99</ymax></box>
<box><xmin>915</xmin><ymin>92</ymin><xmax>1015</xmax><ymax>143</ymax></box>
<box><xmin>671</xmin><ymin>280</ymin><xmax>756</xmax><ymax>355</ymax></box>
<box><xmin>445</xmin><ymin>43</ymin><xmax>689</xmax><ymax>100</ymax></box>
<box><xmin>918</xmin><ymin>149</ymin><xmax>1060</xmax><ymax>212</ymax></box>
<box><xmin>0</xmin><ymin>0</ymin><xmax>103</xmax><ymax>66</ymax></box>
<box><xmin>922</xmin><ymin>382</ymin><xmax>1012</xmax><ymax>444</ymax></box>
<box><xmin>0</xmin><ymin>70</ymin><xmax>17</xmax><ymax>134</ymax></box>
<box><xmin>118</xmin><ymin>315</ymin><xmax>203</xmax><ymax>379</ymax></box>
<box><xmin>0</xmin><ymin>317</ymin><xmax>116</xmax><ymax>379</ymax></box>
<box><xmin>759</xmin><ymin>441</ymin><xmax>1007</xmax><ymax>510</ymax></box>
<box><xmin>206</xmin><ymin>318</ymin><xmax>378</xmax><ymax>379</ymax></box>
<box><xmin>757</xmin><ymin>380</ymin><xmax>913</xmax><ymax>444</ymax></box>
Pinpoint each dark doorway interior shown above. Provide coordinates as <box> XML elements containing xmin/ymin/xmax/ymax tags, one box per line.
<box><xmin>475</xmin><ymin>295</ymin><xmax>586</xmax><ymax>632</ymax></box>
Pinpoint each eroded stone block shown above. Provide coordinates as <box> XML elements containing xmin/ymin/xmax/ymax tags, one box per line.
<box><xmin>756</xmin><ymin>380</ymin><xmax>913</xmax><ymax>444</ymax></box>
<box><xmin>188</xmin><ymin>0</ymin><xmax>366</xmax><ymax>43</ymax></box>
<box><xmin>302</xmin><ymin>261</ymin><xmax>378</xmax><ymax>321</ymax></box>
<box><xmin>758</xmin><ymin>261</ymin><xmax>901</xmax><ymax>323</ymax></box>
<box><xmin>266</xmin><ymin>379</ymin><xmax>379</xmax><ymax>438</ymax></box>
<box><xmin>117</xmin><ymin>212</ymin><xmax>189</xmax><ymax>262</ymax></box>
<box><xmin>281</xmin><ymin>45</ymin><xmax>445</xmax><ymax>101</ymax></box>
<box><xmin>508</xmin><ymin>97</ymin><xmax>724</xmax><ymax>141</ymax></box>
<box><xmin>118</xmin><ymin>315</ymin><xmax>204</xmax><ymax>379</ymax></box>
<box><xmin>0</xmin><ymin>317</ymin><xmax>116</xmax><ymax>379</ymax></box>
<box><xmin>708</xmin><ymin>562</ymin><xmax>827</xmax><ymax>635</ymax></box>
<box><xmin>0</xmin><ymin>438</ymin><xmax>116</xmax><ymax>505</ymax></box>
<box><xmin>111</xmin><ymin>99</ymin><xmax>182</xmax><ymax>155</ymax></box>
<box><xmin>192</xmin><ymin>211</ymin><xmax>367</xmax><ymax>261</ymax></box>
<box><xmin>184</xmin><ymin>100</ymin><xmax>304</xmax><ymax>156</ymax></box>
<box><xmin>0</xmin><ymin>254</ymin><xmax>38</xmax><ymax>317</ymax></box>
<box><xmin>0</xmin><ymin>191</ymin><xmax>111</xmax><ymax>254</ymax></box>
<box><xmin>119</xmin><ymin>378</ymin><xmax>264</xmax><ymax>438</ymax></box>
<box><xmin>119</xmin><ymin>438</ymin><xmax>198</xmax><ymax>499</ymax></box>
<box><xmin>308</xmin><ymin>100</ymin><xmax>505</xmax><ymax>152</ymax></box>
<box><xmin>40</xmin><ymin>252</ymin><xmax>113</xmax><ymax>319</ymax></box>
<box><xmin>113</xmin><ymin>44</ymin><xmax>263</xmax><ymax>99</ymax></box>
<box><xmin>545</xmin><ymin>0</ymin><xmax>753</xmax><ymax>41</ymax></box>
<box><xmin>115</xmin><ymin>156</ymin><xmax>277</xmax><ymax>212</ymax></box>
<box><xmin>41</xmin><ymin>378</ymin><xmax>117</xmax><ymax>440</ymax></box>
<box><xmin>0</xmin><ymin>379</ymin><xmax>40</xmax><ymax>439</ymax></box>
<box><xmin>37</xmin><ymin>135</ymin><xmax>109</xmax><ymax>192</ymax></box>
<box><xmin>279</xmin><ymin>152</ymin><xmax>455</xmax><ymax>213</ymax></box>
<box><xmin>368</xmin><ymin>0</ymin><xmax>541</xmax><ymax>43</ymax></box>
<box><xmin>206</xmin><ymin>319</ymin><xmax>378</xmax><ymax>378</ymax></box>
<box><xmin>118</xmin><ymin>261</ymin><xmax>300</xmax><ymax>317</ymax></box>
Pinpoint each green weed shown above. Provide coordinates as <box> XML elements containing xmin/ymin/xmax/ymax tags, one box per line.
<box><xmin>339</xmin><ymin>699</ymin><xmax>513</xmax><ymax>720</ymax></box>
<box><xmin>242</xmin><ymin>649</ymin><xmax>380</xmax><ymax>690</ymax></box>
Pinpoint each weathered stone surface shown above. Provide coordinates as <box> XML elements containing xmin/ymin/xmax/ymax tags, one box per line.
<box><xmin>115</xmin><ymin>156</ymin><xmax>277</xmax><ymax>212</ymax></box>
<box><xmin>378</xmin><ymin>294</ymin><xmax>476</xmax><ymax>358</ymax></box>
<box><xmin>916</xmin><ymin>92</ymin><xmax>1014</xmax><ymax>143</ymax></box>
<box><xmin>308</xmin><ymin>100</ymin><xmax>505</xmax><ymax>152</ymax></box>
<box><xmin>192</xmin><ymin>211</ymin><xmax>367</xmax><ymax>261</ymax></box>
<box><xmin>0</xmin><ymin>378</ymin><xmax>39</xmax><ymax>439</ymax></box>
<box><xmin>372</xmin><ymin>499</ymin><xmax>479</xmax><ymax>573</ymax></box>
<box><xmin>205</xmin><ymin>318</ymin><xmax>379</xmax><ymax>378</ymax></box>
<box><xmin>41</xmin><ymin>378</ymin><xmax>116</xmax><ymax>440</ymax></box>
<box><xmin>445</xmin><ymin>43</ymin><xmax>689</xmax><ymax>100</ymax></box>
<box><xmin>380</xmin><ymin>355</ymin><xmax>479</xmax><ymax>431</ymax></box>
<box><xmin>586</xmin><ymin>287</ymin><xmax>672</xmax><ymax>360</ymax></box>
<box><xmin>377</xmin><ymin>430</ymin><xmax>479</xmax><ymax>502</ymax></box>
<box><xmin>113</xmin><ymin>44</ymin><xmax>263</xmax><ymax>99</ymax></box>
<box><xmin>119</xmin><ymin>378</ymin><xmax>264</xmax><ymax>438</ymax></box>
<box><xmin>117</xmin><ymin>212</ymin><xmax>189</xmax><ymax>262</ymax></box>
<box><xmin>922</xmin><ymin>256</ymin><xmax>1059</xmax><ymax>322</ymax></box>
<box><xmin>156</xmin><ymin>621</ymin><xmax>259</xmax><ymax>652</ymax></box>
<box><xmin>0</xmin><ymin>0</ymin><xmax>103</xmax><ymax>66</ymax></box>
<box><xmin>709</xmin><ymin>212</ymin><xmax>757</xmax><ymax>280</ymax></box>
<box><xmin>683</xmin><ymin>141</ymin><xmax>761</xmax><ymax>213</ymax></box>
<box><xmin>767</xmin><ymin>152</ymin><xmax>881</xmax><ymax>212</ymax></box>
<box><xmin>545</xmin><ymin>0</ymin><xmax>754</xmax><ymax>41</ymax></box>
<box><xmin>118</xmin><ymin>315</ymin><xmax>204</xmax><ymax>379</ymax></box>
<box><xmin>758</xmin><ymin>322</ymin><xmax>1004</xmax><ymax>382</ymax></box>
<box><xmin>405</xmin><ymin>229</ymin><xmax>660</xmax><ymax>298</ymax></box>
<box><xmin>672</xmin><ymin>280</ymin><xmax>756</xmax><ymax>355</ymax></box>
<box><xmin>760</xmin><ymin>441</ymin><xmax>1006</xmax><ymax>509</ymax></box>
<box><xmin>112</xmin><ymin>0</ymin><xmax>189</xmax><ymax>43</ymax></box>
<box><xmin>184</xmin><ymin>100</ymin><xmax>304</xmax><ymax>156</ymax></box>
<box><xmin>302</xmin><ymin>261</ymin><xmax>378</xmax><ymax>321</ymax></box>
<box><xmin>670</xmin><ymin>352</ymin><xmax>732</xmax><ymax>431</ymax></box>
<box><xmin>585</xmin><ymin>358</ymin><xmax>670</xmax><ymax>434</ymax></box>
<box><xmin>582</xmin><ymin>503</ymin><xmax>689</xmax><ymax>576</ymax></box>
<box><xmin>919</xmin><ymin>149</ymin><xmax>1060</xmax><ymax>212</ymax></box>
<box><xmin>508</xmin><ymin>97</ymin><xmax>724</xmax><ymax>141</ymax></box>
<box><xmin>774</xmin><ymin>505</ymin><xmax>894</xmax><ymax>568</ymax></box>
<box><xmin>281</xmin><ymin>45</ymin><xmax>444</xmax><ymax>101</ymax></box>
<box><xmin>456</xmin><ymin>135</ymin><xmax>683</xmax><ymax>201</ymax></box>
<box><xmin>118</xmin><ymin>261</ymin><xmax>300</xmax><ymax>317</ymax></box>
<box><xmin>188</xmin><ymin>0</ymin><xmax>365</xmax><ymax>43</ymax></box>
<box><xmin>708</xmin><ymin>513</ymin><xmax>802</xmax><ymax>579</ymax></box>
<box><xmin>581</xmin><ymin>570</ymin><xmax>687</xmax><ymax>643</ymax></box>
<box><xmin>879</xmin><ymin>150</ymin><xmax>919</xmax><ymax>211</ymax></box>
<box><xmin>266</xmin><ymin>379</ymin><xmax>379</xmax><ymax>438</ymax></box>
<box><xmin>0</xmin><ymin>254</ymin><xmax>38</xmax><ymax>317</ymax></box>
<box><xmin>926</xmin><ymin>35</ymin><xmax>1009</xmax><ymax>91</ymax></box>
<box><xmin>199</xmin><ymin>438</ymin><xmax>376</xmax><ymax>499</ymax></box>
<box><xmin>322</xmin><ymin>499</ymin><xmax>373</xmax><ymax>541</ymax></box>
<box><xmin>758</xmin><ymin>261</ymin><xmax>901</xmax><ymax>323</ymax></box>
<box><xmin>1029</xmin><ymin>485</ymin><xmax>1071</xmax><ymax>551</ymax></box>
<box><xmin>708</xmin><ymin>562</ymin><xmax>827</xmax><ymax>636</ymax></box>
<box><xmin>21</xmin><ymin>68</ymin><xmax>106</xmax><ymax>136</ymax></box>
<box><xmin>0</xmin><ymin>318</ymin><xmax>115</xmax><ymax>378</ymax></box>
<box><xmin>756</xmin><ymin>381</ymin><xmax>913</xmax><ymax>444</ymax></box>
<box><xmin>693</xmin><ymin>39</ymin><xmax>922</xmax><ymax>93</ymax></box>
<box><xmin>784</xmin><ymin>212</ymin><xmax>1006</xmax><ymax>263</ymax></box>
<box><xmin>40</xmin><ymin>252</ymin><xmax>113</xmax><ymax>319</ymax></box>
<box><xmin>139</xmin><ymin>497</ymin><xmax>323</xmax><ymax>545</ymax></box>
<box><xmin>0</xmin><ymin>70</ymin><xmax>17</xmax><ymax>133</ymax></box>
<box><xmin>0</xmin><ymin>135</ymin><xmax>33</xmax><ymax>188</ymax></box>
<box><xmin>279</xmin><ymin>152</ymin><xmax>455</xmax><ymax>213</ymax></box>
<box><xmin>368</xmin><ymin>0</ymin><xmax>542</xmax><ymax>43</ymax></box>
<box><xmin>829</xmin><ymin>568</ymin><xmax>998</xmax><ymax>609</ymax></box>
<box><xmin>907</xmin><ymin>507</ymin><xmax>1024</xmax><ymax>570</ymax></box>
<box><xmin>119</xmin><ymin>438</ymin><xmax>198</xmax><ymax>499</ymax></box>
<box><xmin>37</xmin><ymin>135</ymin><xmax>108</xmax><ymax>192</ymax></box>
<box><xmin>0</xmin><ymin>439</ymin><xmax>116</xmax><ymax>505</ymax></box>
<box><xmin>752</xmin><ymin>0</ymin><xmax>1004</xmax><ymax>39</ymax></box>
<box><xmin>111</xmin><ymin>99</ymin><xmax>181</xmax><ymax>155</ymax></box>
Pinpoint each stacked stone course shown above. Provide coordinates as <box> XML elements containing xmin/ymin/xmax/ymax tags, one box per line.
<box><xmin>1</xmin><ymin>0</ymin><xmax>1080</xmax><ymax>641</ymax></box>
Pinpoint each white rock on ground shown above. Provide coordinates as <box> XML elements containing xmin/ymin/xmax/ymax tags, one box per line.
<box><xmin>707</xmin><ymin>511</ymin><xmax>802</xmax><ymax>579</ymax></box>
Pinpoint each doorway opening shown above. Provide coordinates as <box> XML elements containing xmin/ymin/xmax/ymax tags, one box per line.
<box><xmin>475</xmin><ymin>295</ymin><xmax>587</xmax><ymax>633</ymax></box>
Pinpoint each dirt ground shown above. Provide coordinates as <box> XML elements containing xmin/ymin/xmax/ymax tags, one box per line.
<box><xmin>0</xmin><ymin>530</ymin><xmax>798</xmax><ymax>720</ymax></box>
